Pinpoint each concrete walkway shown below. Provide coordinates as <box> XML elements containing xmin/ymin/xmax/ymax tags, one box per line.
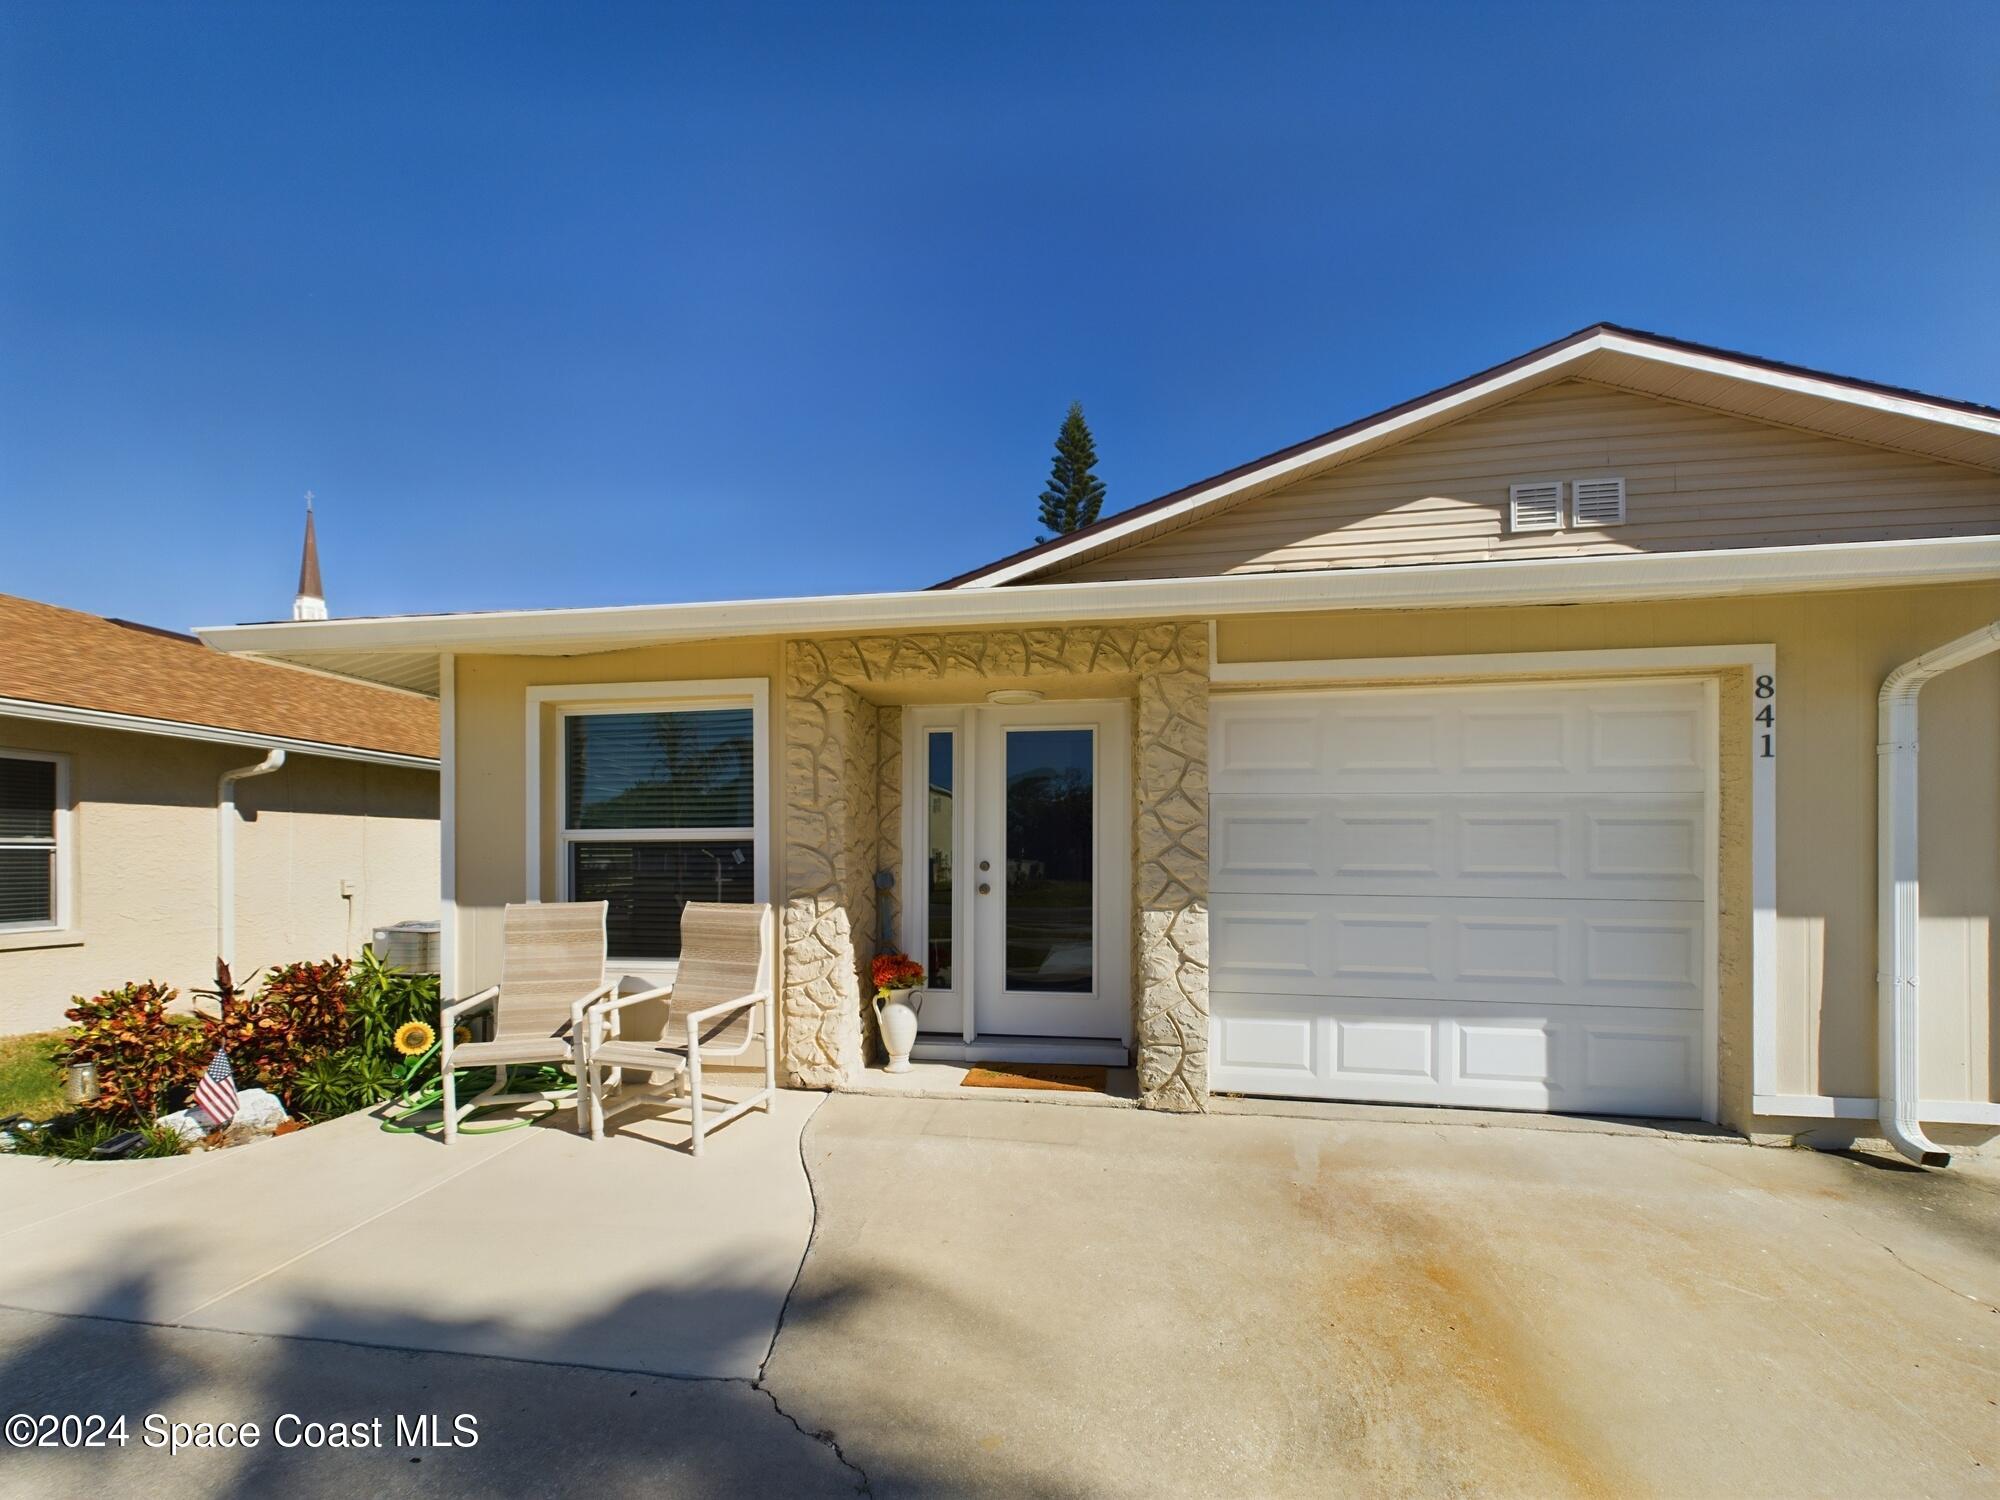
<box><xmin>0</xmin><ymin>1085</ymin><xmax>821</xmax><ymax>1378</ymax></box>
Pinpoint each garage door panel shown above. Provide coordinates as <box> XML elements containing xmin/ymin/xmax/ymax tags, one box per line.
<box><xmin>1213</xmin><ymin>793</ymin><xmax>1704</xmax><ymax>899</ymax></box>
<box><xmin>1210</xmin><ymin>992</ymin><xmax>1703</xmax><ymax>1116</ymax></box>
<box><xmin>1209</xmin><ymin>677</ymin><xmax>1712</xmax><ymax>1120</ymax></box>
<box><xmin>1212</xmin><ymin>894</ymin><xmax>1704</xmax><ymax>1010</ymax></box>
<box><xmin>1213</xmin><ymin>681</ymin><xmax>1709</xmax><ymax>797</ymax></box>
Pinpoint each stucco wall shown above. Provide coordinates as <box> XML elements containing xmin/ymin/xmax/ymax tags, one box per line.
<box><xmin>0</xmin><ymin>717</ymin><xmax>437</xmax><ymax>1034</ymax></box>
<box><xmin>452</xmin><ymin>639</ymin><xmax>790</xmax><ymax>994</ymax></box>
<box><xmin>1219</xmin><ymin>579</ymin><xmax>2000</xmax><ymax>1135</ymax></box>
<box><xmin>442</xmin><ymin>581</ymin><xmax>1998</xmax><ymax>1141</ymax></box>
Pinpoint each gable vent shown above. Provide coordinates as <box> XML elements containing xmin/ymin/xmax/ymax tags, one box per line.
<box><xmin>1571</xmin><ymin>477</ymin><xmax>1627</xmax><ymax>527</ymax></box>
<box><xmin>1508</xmin><ymin>481</ymin><xmax>1563</xmax><ymax>533</ymax></box>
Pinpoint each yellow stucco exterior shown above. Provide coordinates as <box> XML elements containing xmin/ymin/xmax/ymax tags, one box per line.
<box><xmin>442</xmin><ymin>580</ymin><xmax>1999</xmax><ymax>1147</ymax></box>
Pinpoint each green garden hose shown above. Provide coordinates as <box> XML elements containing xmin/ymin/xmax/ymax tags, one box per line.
<box><xmin>377</xmin><ymin>1043</ymin><xmax>575</xmax><ymax>1135</ymax></box>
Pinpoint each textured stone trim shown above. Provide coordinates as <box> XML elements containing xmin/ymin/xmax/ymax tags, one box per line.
<box><xmin>780</xmin><ymin>623</ymin><xmax>1210</xmax><ymax>1110</ymax></box>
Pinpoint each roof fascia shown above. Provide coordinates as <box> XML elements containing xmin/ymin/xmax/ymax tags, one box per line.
<box><xmin>0</xmin><ymin>696</ymin><xmax>439</xmax><ymax>769</ymax></box>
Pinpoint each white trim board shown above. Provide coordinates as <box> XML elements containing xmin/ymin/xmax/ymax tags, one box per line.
<box><xmin>0</xmin><ymin>695</ymin><xmax>438</xmax><ymax>769</ymax></box>
<box><xmin>438</xmin><ymin>652</ymin><xmax>459</xmax><ymax>999</ymax></box>
<box><xmin>1754</xmin><ymin>1094</ymin><xmax>2000</xmax><ymax>1126</ymax></box>
<box><xmin>1209</xmin><ymin>643</ymin><xmax>1777</xmax><ymax>1120</ymax></box>
<box><xmin>198</xmin><ymin>535</ymin><xmax>2000</xmax><ymax>686</ymax></box>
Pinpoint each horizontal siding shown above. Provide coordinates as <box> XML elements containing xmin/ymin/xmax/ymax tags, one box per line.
<box><xmin>1049</xmin><ymin>381</ymin><xmax>2000</xmax><ymax>583</ymax></box>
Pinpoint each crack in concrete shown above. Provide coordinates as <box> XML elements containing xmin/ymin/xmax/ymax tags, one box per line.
<box><xmin>1876</xmin><ymin>1240</ymin><xmax>2000</xmax><ymax>1315</ymax></box>
<box><xmin>1676</xmin><ymin>1147</ymin><xmax>2000</xmax><ymax>1314</ymax></box>
<box><xmin>753</xmin><ymin>1091</ymin><xmax>872</xmax><ymax>1495</ymax></box>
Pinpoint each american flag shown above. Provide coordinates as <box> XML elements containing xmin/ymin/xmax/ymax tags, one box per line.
<box><xmin>193</xmin><ymin>1049</ymin><xmax>238</xmax><ymax>1125</ymax></box>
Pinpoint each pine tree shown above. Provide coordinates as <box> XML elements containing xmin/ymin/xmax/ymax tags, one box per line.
<box><xmin>1037</xmin><ymin>402</ymin><xmax>1107</xmax><ymax>539</ymax></box>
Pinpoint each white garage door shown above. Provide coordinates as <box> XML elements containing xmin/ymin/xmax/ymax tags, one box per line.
<box><xmin>1209</xmin><ymin>678</ymin><xmax>1713</xmax><ymax>1118</ymax></box>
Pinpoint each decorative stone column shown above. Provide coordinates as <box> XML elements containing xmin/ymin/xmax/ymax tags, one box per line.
<box><xmin>1131</xmin><ymin>624</ymin><xmax>1211</xmax><ymax>1112</ymax></box>
<box><xmin>780</xmin><ymin>642</ymin><xmax>878</xmax><ymax>1088</ymax></box>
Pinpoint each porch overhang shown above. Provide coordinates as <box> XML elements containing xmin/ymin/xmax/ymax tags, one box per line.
<box><xmin>198</xmin><ymin>535</ymin><xmax>2000</xmax><ymax>695</ymax></box>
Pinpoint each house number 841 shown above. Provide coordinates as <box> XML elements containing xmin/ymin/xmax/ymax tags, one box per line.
<box><xmin>1754</xmin><ymin>674</ymin><xmax>1775</xmax><ymax>758</ymax></box>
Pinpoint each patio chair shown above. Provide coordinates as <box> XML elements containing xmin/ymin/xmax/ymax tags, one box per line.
<box><xmin>436</xmin><ymin>901</ymin><xmax>615</xmax><ymax>1143</ymax></box>
<box><xmin>581</xmin><ymin>901</ymin><xmax>776</xmax><ymax>1156</ymax></box>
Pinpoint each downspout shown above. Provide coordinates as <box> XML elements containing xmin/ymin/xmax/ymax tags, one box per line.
<box><xmin>218</xmin><ymin>749</ymin><xmax>286</xmax><ymax>972</ymax></box>
<box><xmin>1877</xmin><ymin>621</ymin><xmax>2000</xmax><ymax>1167</ymax></box>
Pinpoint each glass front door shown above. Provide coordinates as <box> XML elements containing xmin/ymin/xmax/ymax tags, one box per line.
<box><xmin>970</xmin><ymin>704</ymin><xmax>1128</xmax><ymax>1040</ymax></box>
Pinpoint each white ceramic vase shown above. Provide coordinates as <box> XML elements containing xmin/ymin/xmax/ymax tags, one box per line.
<box><xmin>873</xmin><ymin>988</ymin><xmax>923</xmax><ymax>1073</ymax></box>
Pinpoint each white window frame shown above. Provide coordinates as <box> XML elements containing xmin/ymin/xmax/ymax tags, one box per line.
<box><xmin>0</xmin><ymin>747</ymin><xmax>72</xmax><ymax>933</ymax></box>
<box><xmin>524</xmin><ymin>679</ymin><xmax>770</xmax><ymax>973</ymax></box>
<box><xmin>901</xmin><ymin>708</ymin><xmax>972</xmax><ymax>1040</ymax></box>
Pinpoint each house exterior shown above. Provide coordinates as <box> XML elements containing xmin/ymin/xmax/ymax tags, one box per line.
<box><xmin>200</xmin><ymin>326</ymin><xmax>2000</xmax><ymax>1159</ymax></box>
<box><xmin>0</xmin><ymin>591</ymin><xmax>440</xmax><ymax>1033</ymax></box>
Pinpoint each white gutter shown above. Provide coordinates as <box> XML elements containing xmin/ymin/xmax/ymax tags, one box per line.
<box><xmin>0</xmin><ymin>695</ymin><xmax>437</xmax><ymax>769</ymax></box>
<box><xmin>196</xmin><ymin>536</ymin><xmax>2000</xmax><ymax>667</ymax></box>
<box><xmin>218</xmin><ymin>749</ymin><xmax>286</xmax><ymax>973</ymax></box>
<box><xmin>1876</xmin><ymin>621</ymin><xmax>2000</xmax><ymax>1167</ymax></box>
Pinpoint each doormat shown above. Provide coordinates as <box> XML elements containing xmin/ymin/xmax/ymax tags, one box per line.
<box><xmin>961</xmin><ymin>1064</ymin><xmax>1108</xmax><ymax>1093</ymax></box>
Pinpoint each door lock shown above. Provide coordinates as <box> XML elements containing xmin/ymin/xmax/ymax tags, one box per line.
<box><xmin>978</xmin><ymin>883</ymin><xmax>991</xmax><ymax>895</ymax></box>
<box><xmin>978</xmin><ymin>860</ymin><xmax>991</xmax><ymax>871</ymax></box>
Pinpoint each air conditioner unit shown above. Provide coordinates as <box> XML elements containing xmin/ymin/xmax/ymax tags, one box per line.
<box><xmin>371</xmin><ymin>920</ymin><xmax>441</xmax><ymax>975</ymax></box>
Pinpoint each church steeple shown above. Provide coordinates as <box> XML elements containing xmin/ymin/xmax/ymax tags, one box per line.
<box><xmin>292</xmin><ymin>493</ymin><xmax>327</xmax><ymax>621</ymax></box>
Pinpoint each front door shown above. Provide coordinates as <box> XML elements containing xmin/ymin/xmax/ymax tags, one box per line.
<box><xmin>904</xmin><ymin>701</ymin><xmax>1129</xmax><ymax>1047</ymax></box>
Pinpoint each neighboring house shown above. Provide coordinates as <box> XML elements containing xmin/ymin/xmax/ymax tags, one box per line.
<box><xmin>201</xmin><ymin>325</ymin><xmax>2000</xmax><ymax>1161</ymax></box>
<box><xmin>1</xmin><ymin>562</ymin><xmax>439</xmax><ymax>1032</ymax></box>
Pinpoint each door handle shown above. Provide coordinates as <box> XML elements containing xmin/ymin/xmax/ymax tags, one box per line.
<box><xmin>978</xmin><ymin>883</ymin><xmax>991</xmax><ymax>895</ymax></box>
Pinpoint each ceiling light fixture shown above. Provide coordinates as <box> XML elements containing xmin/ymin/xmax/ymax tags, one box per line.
<box><xmin>986</xmin><ymin>689</ymin><xmax>1045</xmax><ymax>705</ymax></box>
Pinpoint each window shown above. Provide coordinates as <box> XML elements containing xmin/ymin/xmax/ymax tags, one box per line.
<box><xmin>925</xmin><ymin>728</ymin><xmax>954</xmax><ymax>989</ymax></box>
<box><xmin>552</xmin><ymin>691</ymin><xmax>766</xmax><ymax>964</ymax></box>
<box><xmin>0</xmin><ymin>751</ymin><xmax>67</xmax><ymax>931</ymax></box>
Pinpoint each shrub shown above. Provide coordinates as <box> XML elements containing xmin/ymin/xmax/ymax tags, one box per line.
<box><xmin>60</xmin><ymin>982</ymin><xmax>207</xmax><ymax>1122</ymax></box>
<box><xmin>7</xmin><ymin>1113</ymin><xmax>187</xmax><ymax>1160</ymax></box>
<box><xmin>290</xmin><ymin>1054</ymin><xmax>358</xmax><ymax>1118</ymax></box>
<box><xmin>347</xmin><ymin>946</ymin><xmax>439</xmax><ymax>1057</ymax></box>
<box><xmin>204</xmin><ymin>956</ymin><xmax>351</xmax><ymax>1092</ymax></box>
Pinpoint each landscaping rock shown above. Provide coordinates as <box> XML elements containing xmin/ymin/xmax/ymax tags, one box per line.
<box><xmin>232</xmin><ymin>1089</ymin><xmax>289</xmax><ymax>1131</ymax></box>
<box><xmin>155</xmin><ymin>1109</ymin><xmax>213</xmax><ymax>1144</ymax></box>
<box><xmin>157</xmin><ymin>1087</ymin><xmax>290</xmax><ymax>1146</ymax></box>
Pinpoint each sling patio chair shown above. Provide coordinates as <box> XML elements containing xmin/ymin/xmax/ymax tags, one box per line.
<box><xmin>581</xmin><ymin>900</ymin><xmax>776</xmax><ymax>1156</ymax></box>
<box><xmin>436</xmin><ymin>900</ymin><xmax>614</xmax><ymax>1142</ymax></box>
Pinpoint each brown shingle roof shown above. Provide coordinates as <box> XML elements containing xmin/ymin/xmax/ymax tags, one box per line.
<box><xmin>0</xmin><ymin>592</ymin><xmax>436</xmax><ymax>760</ymax></box>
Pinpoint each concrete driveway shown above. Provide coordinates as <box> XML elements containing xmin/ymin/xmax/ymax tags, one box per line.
<box><xmin>1</xmin><ymin>1091</ymin><xmax>1995</xmax><ymax>1497</ymax></box>
<box><xmin>765</xmin><ymin>1097</ymin><xmax>2000</xmax><ymax>1498</ymax></box>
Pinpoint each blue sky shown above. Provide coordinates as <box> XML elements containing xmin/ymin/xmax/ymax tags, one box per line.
<box><xmin>2</xmin><ymin>1</ymin><xmax>1996</xmax><ymax>631</ymax></box>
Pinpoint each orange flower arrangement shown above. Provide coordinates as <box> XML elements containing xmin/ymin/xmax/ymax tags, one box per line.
<box><xmin>870</xmin><ymin>951</ymin><xmax>925</xmax><ymax>998</ymax></box>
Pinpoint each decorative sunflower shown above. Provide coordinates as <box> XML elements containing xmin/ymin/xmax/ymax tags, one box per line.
<box><xmin>393</xmin><ymin>1020</ymin><xmax>437</xmax><ymax>1056</ymax></box>
<box><xmin>454</xmin><ymin>1025</ymin><xmax>473</xmax><ymax>1045</ymax></box>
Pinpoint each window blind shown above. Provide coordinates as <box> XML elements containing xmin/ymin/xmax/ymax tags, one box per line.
<box><xmin>0</xmin><ymin>757</ymin><xmax>55</xmax><ymax>840</ymax></box>
<box><xmin>564</xmin><ymin>710</ymin><xmax>754</xmax><ymax>831</ymax></box>
<box><xmin>570</xmin><ymin>840</ymin><xmax>754</xmax><ymax>960</ymax></box>
<box><xmin>0</xmin><ymin>849</ymin><xmax>52</xmax><ymax>925</ymax></box>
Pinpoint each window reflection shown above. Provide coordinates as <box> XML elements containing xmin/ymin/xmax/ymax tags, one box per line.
<box><xmin>926</xmin><ymin>731</ymin><xmax>953</xmax><ymax>988</ymax></box>
<box><xmin>1004</xmin><ymin>728</ymin><xmax>1093</xmax><ymax>993</ymax></box>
